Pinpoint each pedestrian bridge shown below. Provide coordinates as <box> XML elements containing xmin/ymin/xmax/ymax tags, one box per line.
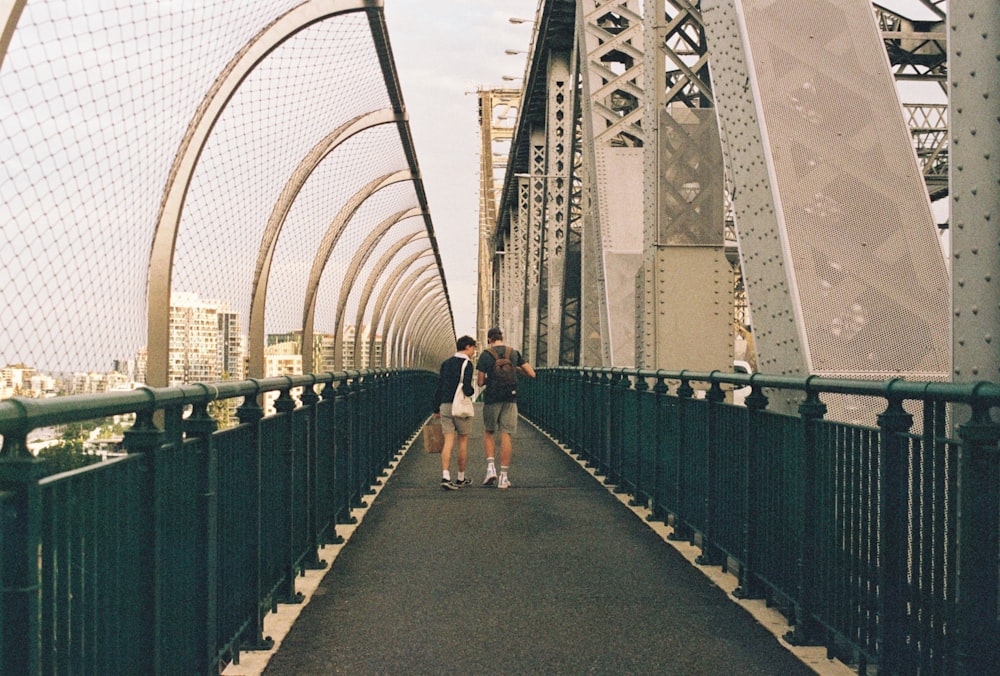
<box><xmin>1</xmin><ymin>1</ymin><xmax>998</xmax><ymax>675</ymax></box>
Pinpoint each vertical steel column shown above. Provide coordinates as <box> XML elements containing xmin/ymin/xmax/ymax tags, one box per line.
<box><xmin>950</xmin><ymin>0</ymin><xmax>1000</xmax><ymax>382</ymax></box>
<box><xmin>543</xmin><ymin>51</ymin><xmax>574</xmax><ymax>367</ymax></box>
<box><xmin>523</xmin><ymin>127</ymin><xmax>547</xmax><ymax>363</ymax></box>
<box><xmin>576</xmin><ymin>0</ymin><xmax>646</xmax><ymax>366</ymax></box>
<box><xmin>641</xmin><ymin>0</ymin><xmax>731</xmax><ymax>375</ymax></box>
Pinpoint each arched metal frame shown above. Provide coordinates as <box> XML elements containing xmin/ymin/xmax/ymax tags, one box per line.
<box><xmin>350</xmin><ymin>231</ymin><xmax>428</xmax><ymax>367</ymax></box>
<box><xmin>369</xmin><ymin>257</ymin><xmax>437</xmax><ymax>366</ymax></box>
<box><xmin>410</xmin><ymin>304</ymin><xmax>450</xmax><ymax>370</ymax></box>
<box><xmin>322</xmin><ymin>206</ymin><xmax>421</xmax><ymax>371</ymax></box>
<box><xmin>0</xmin><ymin>0</ymin><xmax>27</xmax><ymax>73</ymax></box>
<box><xmin>251</xmin><ymin>113</ymin><xmax>403</xmax><ymax>378</ymax></box>
<box><xmin>396</xmin><ymin>292</ymin><xmax>448</xmax><ymax>367</ymax></box>
<box><xmin>405</xmin><ymin>294</ymin><xmax>449</xmax><ymax>364</ymax></box>
<box><xmin>144</xmin><ymin>0</ymin><xmax>387</xmax><ymax>387</ymax></box>
<box><xmin>416</xmin><ymin>314</ymin><xmax>451</xmax><ymax>370</ymax></box>
<box><xmin>384</xmin><ymin>275</ymin><xmax>441</xmax><ymax>366</ymax></box>
<box><xmin>413</xmin><ymin>302</ymin><xmax>455</xmax><ymax>370</ymax></box>
<box><xmin>383</xmin><ymin>275</ymin><xmax>439</xmax><ymax>366</ymax></box>
<box><xmin>297</xmin><ymin>169</ymin><xmax>412</xmax><ymax>378</ymax></box>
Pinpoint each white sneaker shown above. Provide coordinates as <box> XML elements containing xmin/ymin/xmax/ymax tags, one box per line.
<box><xmin>483</xmin><ymin>467</ymin><xmax>498</xmax><ymax>486</ymax></box>
<box><xmin>498</xmin><ymin>475</ymin><xmax>511</xmax><ymax>489</ymax></box>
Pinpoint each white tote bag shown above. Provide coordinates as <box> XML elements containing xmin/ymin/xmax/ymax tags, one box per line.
<box><xmin>451</xmin><ymin>359</ymin><xmax>475</xmax><ymax>418</ymax></box>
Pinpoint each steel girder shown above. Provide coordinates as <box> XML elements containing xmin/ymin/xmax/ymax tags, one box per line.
<box><xmin>949</xmin><ymin>0</ymin><xmax>999</xmax><ymax>384</ymax></box>
<box><xmin>637</xmin><ymin>0</ymin><xmax>731</xmax><ymax>375</ymax></box>
<box><xmin>702</xmin><ymin>0</ymin><xmax>950</xmax><ymax>420</ymax></box>
<box><xmin>575</xmin><ymin>0</ymin><xmax>646</xmax><ymax>366</ymax></box>
<box><xmin>476</xmin><ymin>88</ymin><xmax>521</xmax><ymax>348</ymax></box>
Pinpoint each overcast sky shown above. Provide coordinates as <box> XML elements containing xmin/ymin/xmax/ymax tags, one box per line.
<box><xmin>384</xmin><ymin>1</ymin><xmax>539</xmax><ymax>339</ymax></box>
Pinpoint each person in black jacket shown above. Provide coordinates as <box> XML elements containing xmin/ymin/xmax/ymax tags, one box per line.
<box><xmin>433</xmin><ymin>335</ymin><xmax>477</xmax><ymax>490</ymax></box>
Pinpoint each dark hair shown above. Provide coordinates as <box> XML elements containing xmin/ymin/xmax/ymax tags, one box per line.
<box><xmin>456</xmin><ymin>335</ymin><xmax>477</xmax><ymax>351</ymax></box>
<box><xmin>487</xmin><ymin>327</ymin><xmax>503</xmax><ymax>342</ymax></box>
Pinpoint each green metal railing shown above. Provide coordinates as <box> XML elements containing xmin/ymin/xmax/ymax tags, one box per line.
<box><xmin>0</xmin><ymin>369</ymin><xmax>435</xmax><ymax>675</ymax></box>
<box><xmin>520</xmin><ymin>368</ymin><xmax>1000</xmax><ymax>676</ymax></box>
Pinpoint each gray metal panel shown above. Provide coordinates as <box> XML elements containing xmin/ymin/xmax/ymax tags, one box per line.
<box><xmin>595</xmin><ymin>146</ymin><xmax>644</xmax><ymax>366</ymax></box>
<box><xmin>704</xmin><ymin>0</ymin><xmax>950</xmax><ymax>397</ymax></box>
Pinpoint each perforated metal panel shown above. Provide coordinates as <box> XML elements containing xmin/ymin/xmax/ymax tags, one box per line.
<box><xmin>704</xmin><ymin>0</ymin><xmax>950</xmax><ymax>417</ymax></box>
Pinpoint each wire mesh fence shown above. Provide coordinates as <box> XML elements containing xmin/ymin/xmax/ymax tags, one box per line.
<box><xmin>1</xmin><ymin>1</ymin><xmax>453</xmax><ymax>401</ymax></box>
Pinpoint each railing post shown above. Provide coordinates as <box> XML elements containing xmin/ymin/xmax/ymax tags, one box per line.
<box><xmin>0</xmin><ymin>420</ymin><xmax>47</xmax><ymax>676</ymax></box>
<box><xmin>272</xmin><ymin>388</ymin><xmax>303</xmax><ymax>606</ymax></box>
<box><xmin>695</xmin><ymin>380</ymin><xmax>726</xmax><ymax>566</ymax></box>
<box><xmin>647</xmin><ymin>371</ymin><xmax>670</xmax><ymax>523</ymax></box>
<box><xmin>595</xmin><ymin>369</ymin><xmax>612</xmax><ymax>477</ymax></box>
<box><xmin>121</xmin><ymin>400</ymin><xmax>167</xmax><ymax>669</ymax></box>
<box><xmin>953</xmin><ymin>393</ymin><xmax>1000</xmax><ymax>675</ymax></box>
<box><xmin>231</xmin><ymin>385</ymin><xmax>274</xmax><ymax>653</ymax></box>
<box><xmin>183</xmin><ymin>390</ymin><xmax>220</xmax><ymax>672</ymax></box>
<box><xmin>319</xmin><ymin>379</ymin><xmax>344</xmax><ymax>544</ymax></box>
<box><xmin>297</xmin><ymin>381</ymin><xmax>326</xmax><ymax>572</ymax></box>
<box><xmin>631</xmin><ymin>370</ymin><xmax>649</xmax><ymax>507</ymax></box>
<box><xmin>669</xmin><ymin>376</ymin><xmax>695</xmax><ymax>543</ymax></box>
<box><xmin>734</xmin><ymin>381</ymin><xmax>768</xmax><ymax>600</ymax></box>
<box><xmin>784</xmin><ymin>385</ymin><xmax>826</xmax><ymax>647</ymax></box>
<box><xmin>875</xmin><ymin>391</ymin><xmax>915</xmax><ymax>673</ymax></box>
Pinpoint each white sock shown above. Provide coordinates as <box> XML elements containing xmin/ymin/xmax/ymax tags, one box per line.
<box><xmin>442</xmin><ymin>470</ymin><xmax>451</xmax><ymax>481</ymax></box>
<box><xmin>458</xmin><ymin>471</ymin><xmax>465</xmax><ymax>481</ymax></box>
<box><xmin>487</xmin><ymin>457</ymin><xmax>495</xmax><ymax>470</ymax></box>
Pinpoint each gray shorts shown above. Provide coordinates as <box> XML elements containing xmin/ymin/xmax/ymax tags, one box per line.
<box><xmin>439</xmin><ymin>403</ymin><xmax>473</xmax><ymax>435</ymax></box>
<box><xmin>482</xmin><ymin>401</ymin><xmax>518</xmax><ymax>435</ymax></box>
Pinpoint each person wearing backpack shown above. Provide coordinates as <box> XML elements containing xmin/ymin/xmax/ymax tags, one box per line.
<box><xmin>475</xmin><ymin>327</ymin><xmax>535</xmax><ymax>488</ymax></box>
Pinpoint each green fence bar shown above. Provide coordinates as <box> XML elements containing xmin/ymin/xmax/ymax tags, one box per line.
<box><xmin>521</xmin><ymin>367</ymin><xmax>1000</xmax><ymax>674</ymax></box>
<box><xmin>0</xmin><ymin>369</ymin><xmax>435</xmax><ymax>674</ymax></box>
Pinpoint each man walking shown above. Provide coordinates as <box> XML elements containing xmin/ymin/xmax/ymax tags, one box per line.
<box><xmin>433</xmin><ymin>335</ymin><xmax>477</xmax><ymax>490</ymax></box>
<box><xmin>476</xmin><ymin>327</ymin><xmax>535</xmax><ymax>489</ymax></box>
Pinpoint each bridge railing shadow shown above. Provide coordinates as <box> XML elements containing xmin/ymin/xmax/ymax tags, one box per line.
<box><xmin>520</xmin><ymin>367</ymin><xmax>1000</xmax><ymax>676</ymax></box>
<box><xmin>0</xmin><ymin>369</ymin><xmax>435</xmax><ymax>675</ymax></box>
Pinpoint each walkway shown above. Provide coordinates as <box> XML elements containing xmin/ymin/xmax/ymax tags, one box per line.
<box><xmin>233</xmin><ymin>407</ymin><xmax>850</xmax><ymax>675</ymax></box>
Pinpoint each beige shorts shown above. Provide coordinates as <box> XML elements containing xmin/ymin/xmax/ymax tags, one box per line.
<box><xmin>482</xmin><ymin>401</ymin><xmax>518</xmax><ymax>435</ymax></box>
<box><xmin>439</xmin><ymin>404</ymin><xmax>473</xmax><ymax>435</ymax></box>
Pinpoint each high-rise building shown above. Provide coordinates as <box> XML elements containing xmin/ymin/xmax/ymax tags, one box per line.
<box><xmin>167</xmin><ymin>292</ymin><xmax>245</xmax><ymax>386</ymax></box>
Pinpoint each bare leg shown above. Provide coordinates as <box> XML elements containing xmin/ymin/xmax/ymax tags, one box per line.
<box><xmin>441</xmin><ymin>432</ymin><xmax>455</xmax><ymax>475</ymax></box>
<box><xmin>457</xmin><ymin>433</ymin><xmax>469</xmax><ymax>473</ymax></box>
<box><xmin>499</xmin><ymin>432</ymin><xmax>513</xmax><ymax>467</ymax></box>
<box><xmin>483</xmin><ymin>430</ymin><xmax>496</xmax><ymax>460</ymax></box>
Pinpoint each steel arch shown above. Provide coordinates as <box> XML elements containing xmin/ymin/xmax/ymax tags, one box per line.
<box><xmin>324</xmin><ymin>206</ymin><xmax>422</xmax><ymax>371</ymax></box>
<box><xmin>144</xmin><ymin>0</ymin><xmax>386</xmax><ymax>386</ymax></box>
<box><xmin>351</xmin><ymin>231</ymin><xmax>428</xmax><ymax>367</ymax></box>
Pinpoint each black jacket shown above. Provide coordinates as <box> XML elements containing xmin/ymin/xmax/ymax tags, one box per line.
<box><xmin>433</xmin><ymin>356</ymin><xmax>475</xmax><ymax>413</ymax></box>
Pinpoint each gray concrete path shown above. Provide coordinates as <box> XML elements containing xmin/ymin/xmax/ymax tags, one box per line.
<box><xmin>261</xmin><ymin>407</ymin><xmax>821</xmax><ymax>675</ymax></box>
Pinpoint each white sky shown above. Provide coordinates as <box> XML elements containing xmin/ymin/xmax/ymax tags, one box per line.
<box><xmin>384</xmin><ymin>1</ymin><xmax>539</xmax><ymax>339</ymax></box>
